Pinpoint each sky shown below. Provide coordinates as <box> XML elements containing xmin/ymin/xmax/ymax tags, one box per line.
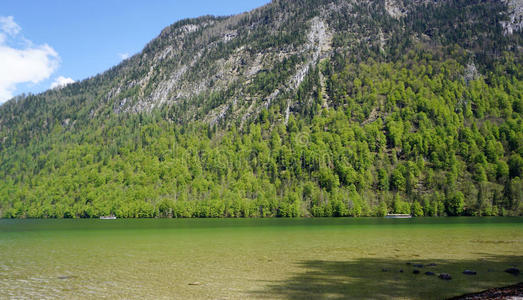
<box><xmin>0</xmin><ymin>0</ymin><xmax>270</xmax><ymax>103</ymax></box>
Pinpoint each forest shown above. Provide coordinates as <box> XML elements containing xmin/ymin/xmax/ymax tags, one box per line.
<box><xmin>1</xmin><ymin>48</ymin><xmax>521</xmax><ymax>218</ymax></box>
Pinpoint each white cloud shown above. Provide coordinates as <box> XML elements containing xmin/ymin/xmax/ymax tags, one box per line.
<box><xmin>50</xmin><ymin>76</ymin><xmax>75</xmax><ymax>89</ymax></box>
<box><xmin>0</xmin><ymin>16</ymin><xmax>60</xmax><ymax>103</ymax></box>
<box><xmin>0</xmin><ymin>16</ymin><xmax>21</xmax><ymax>36</ymax></box>
<box><xmin>118</xmin><ymin>53</ymin><xmax>130</xmax><ymax>60</ymax></box>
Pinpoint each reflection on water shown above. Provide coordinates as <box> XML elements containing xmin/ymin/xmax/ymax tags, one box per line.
<box><xmin>0</xmin><ymin>218</ymin><xmax>521</xmax><ymax>299</ymax></box>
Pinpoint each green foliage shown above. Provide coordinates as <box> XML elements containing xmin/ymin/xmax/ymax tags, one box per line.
<box><xmin>446</xmin><ymin>192</ymin><xmax>465</xmax><ymax>216</ymax></box>
<box><xmin>393</xmin><ymin>194</ymin><xmax>411</xmax><ymax>214</ymax></box>
<box><xmin>375</xmin><ymin>201</ymin><xmax>389</xmax><ymax>217</ymax></box>
<box><xmin>411</xmin><ymin>202</ymin><xmax>424</xmax><ymax>217</ymax></box>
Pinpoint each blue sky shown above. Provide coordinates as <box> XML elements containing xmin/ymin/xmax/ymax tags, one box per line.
<box><xmin>0</xmin><ymin>0</ymin><xmax>270</xmax><ymax>103</ymax></box>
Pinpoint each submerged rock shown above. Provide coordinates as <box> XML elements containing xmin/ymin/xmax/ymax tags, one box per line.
<box><xmin>463</xmin><ymin>270</ymin><xmax>477</xmax><ymax>275</ymax></box>
<box><xmin>412</xmin><ymin>264</ymin><xmax>424</xmax><ymax>268</ymax></box>
<box><xmin>439</xmin><ymin>273</ymin><xmax>452</xmax><ymax>280</ymax></box>
<box><xmin>427</xmin><ymin>263</ymin><xmax>437</xmax><ymax>267</ymax></box>
<box><xmin>425</xmin><ymin>271</ymin><xmax>436</xmax><ymax>276</ymax></box>
<box><xmin>413</xmin><ymin>269</ymin><xmax>420</xmax><ymax>274</ymax></box>
<box><xmin>505</xmin><ymin>268</ymin><xmax>520</xmax><ymax>275</ymax></box>
<box><xmin>450</xmin><ymin>282</ymin><xmax>523</xmax><ymax>299</ymax></box>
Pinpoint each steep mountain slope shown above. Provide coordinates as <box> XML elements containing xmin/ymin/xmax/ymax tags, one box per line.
<box><xmin>0</xmin><ymin>0</ymin><xmax>522</xmax><ymax>218</ymax></box>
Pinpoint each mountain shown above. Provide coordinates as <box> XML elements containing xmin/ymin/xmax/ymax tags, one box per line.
<box><xmin>0</xmin><ymin>0</ymin><xmax>522</xmax><ymax>218</ymax></box>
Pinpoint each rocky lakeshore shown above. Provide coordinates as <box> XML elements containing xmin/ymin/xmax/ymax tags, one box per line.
<box><xmin>449</xmin><ymin>282</ymin><xmax>523</xmax><ymax>300</ymax></box>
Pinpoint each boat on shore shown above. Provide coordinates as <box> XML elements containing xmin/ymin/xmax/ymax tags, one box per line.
<box><xmin>385</xmin><ymin>214</ymin><xmax>412</xmax><ymax>219</ymax></box>
<box><xmin>99</xmin><ymin>215</ymin><xmax>117</xmax><ymax>220</ymax></box>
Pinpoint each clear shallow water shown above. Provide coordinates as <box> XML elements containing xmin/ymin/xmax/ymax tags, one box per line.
<box><xmin>0</xmin><ymin>218</ymin><xmax>521</xmax><ymax>299</ymax></box>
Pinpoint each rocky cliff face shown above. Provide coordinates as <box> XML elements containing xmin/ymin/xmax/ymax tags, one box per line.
<box><xmin>105</xmin><ymin>1</ymin><xmax>347</xmax><ymax>125</ymax></box>
<box><xmin>501</xmin><ymin>0</ymin><xmax>523</xmax><ymax>34</ymax></box>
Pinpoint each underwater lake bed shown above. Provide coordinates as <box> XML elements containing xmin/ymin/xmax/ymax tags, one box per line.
<box><xmin>0</xmin><ymin>218</ymin><xmax>521</xmax><ymax>299</ymax></box>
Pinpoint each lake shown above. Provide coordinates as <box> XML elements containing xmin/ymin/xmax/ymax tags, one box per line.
<box><xmin>0</xmin><ymin>218</ymin><xmax>521</xmax><ymax>299</ymax></box>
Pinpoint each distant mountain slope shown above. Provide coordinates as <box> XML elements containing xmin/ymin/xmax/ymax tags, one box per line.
<box><xmin>0</xmin><ymin>0</ymin><xmax>521</xmax><ymax>218</ymax></box>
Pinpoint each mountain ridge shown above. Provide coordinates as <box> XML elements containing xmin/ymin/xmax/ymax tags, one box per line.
<box><xmin>2</xmin><ymin>0</ymin><xmax>520</xmax><ymax>127</ymax></box>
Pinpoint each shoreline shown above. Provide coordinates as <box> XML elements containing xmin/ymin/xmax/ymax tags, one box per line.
<box><xmin>449</xmin><ymin>282</ymin><xmax>523</xmax><ymax>300</ymax></box>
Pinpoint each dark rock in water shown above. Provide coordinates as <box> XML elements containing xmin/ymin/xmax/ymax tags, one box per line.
<box><xmin>413</xmin><ymin>269</ymin><xmax>420</xmax><ymax>274</ymax></box>
<box><xmin>427</xmin><ymin>263</ymin><xmax>437</xmax><ymax>267</ymax></box>
<box><xmin>463</xmin><ymin>270</ymin><xmax>477</xmax><ymax>275</ymax></box>
<box><xmin>425</xmin><ymin>271</ymin><xmax>436</xmax><ymax>276</ymax></box>
<box><xmin>399</xmin><ymin>269</ymin><xmax>404</xmax><ymax>273</ymax></box>
<box><xmin>439</xmin><ymin>273</ymin><xmax>452</xmax><ymax>280</ymax></box>
<box><xmin>505</xmin><ymin>268</ymin><xmax>520</xmax><ymax>275</ymax></box>
<box><xmin>413</xmin><ymin>264</ymin><xmax>424</xmax><ymax>268</ymax></box>
<box><xmin>406</xmin><ymin>262</ymin><xmax>412</xmax><ymax>265</ymax></box>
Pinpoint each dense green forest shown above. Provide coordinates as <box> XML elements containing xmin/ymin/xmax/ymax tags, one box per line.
<box><xmin>1</xmin><ymin>51</ymin><xmax>521</xmax><ymax>218</ymax></box>
<box><xmin>0</xmin><ymin>0</ymin><xmax>522</xmax><ymax>218</ymax></box>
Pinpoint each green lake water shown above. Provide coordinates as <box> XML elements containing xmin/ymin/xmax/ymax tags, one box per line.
<box><xmin>0</xmin><ymin>218</ymin><xmax>522</xmax><ymax>299</ymax></box>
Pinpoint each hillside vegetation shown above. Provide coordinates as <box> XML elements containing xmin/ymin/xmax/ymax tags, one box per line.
<box><xmin>0</xmin><ymin>0</ymin><xmax>522</xmax><ymax>218</ymax></box>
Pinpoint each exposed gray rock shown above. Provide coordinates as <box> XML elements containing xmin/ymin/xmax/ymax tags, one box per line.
<box><xmin>501</xmin><ymin>0</ymin><xmax>523</xmax><ymax>35</ymax></box>
<box><xmin>385</xmin><ymin>0</ymin><xmax>406</xmax><ymax>18</ymax></box>
<box><xmin>464</xmin><ymin>63</ymin><xmax>480</xmax><ymax>84</ymax></box>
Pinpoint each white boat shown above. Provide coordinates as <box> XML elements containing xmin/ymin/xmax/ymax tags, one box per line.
<box><xmin>99</xmin><ymin>216</ymin><xmax>117</xmax><ymax>220</ymax></box>
<box><xmin>385</xmin><ymin>214</ymin><xmax>412</xmax><ymax>219</ymax></box>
